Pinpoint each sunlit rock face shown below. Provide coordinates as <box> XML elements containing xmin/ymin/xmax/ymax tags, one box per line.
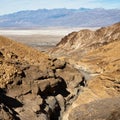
<box><xmin>50</xmin><ymin>23</ymin><xmax>120</xmax><ymax>120</ymax></box>
<box><xmin>0</xmin><ymin>22</ymin><xmax>120</xmax><ymax>120</ymax></box>
<box><xmin>51</xmin><ymin>22</ymin><xmax>120</xmax><ymax>58</ymax></box>
<box><xmin>0</xmin><ymin>36</ymin><xmax>85</xmax><ymax>120</ymax></box>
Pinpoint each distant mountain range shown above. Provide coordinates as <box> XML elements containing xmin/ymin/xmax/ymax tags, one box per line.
<box><xmin>0</xmin><ymin>8</ymin><xmax>120</xmax><ymax>28</ymax></box>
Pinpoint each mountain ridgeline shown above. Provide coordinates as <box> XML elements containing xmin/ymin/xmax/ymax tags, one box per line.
<box><xmin>0</xmin><ymin>8</ymin><xmax>120</xmax><ymax>28</ymax></box>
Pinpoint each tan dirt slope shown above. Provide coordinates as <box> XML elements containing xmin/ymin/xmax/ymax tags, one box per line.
<box><xmin>51</xmin><ymin>22</ymin><xmax>120</xmax><ymax>58</ymax></box>
<box><xmin>66</xmin><ymin>40</ymin><xmax>120</xmax><ymax>120</ymax></box>
<box><xmin>51</xmin><ymin>23</ymin><xmax>120</xmax><ymax>120</ymax></box>
<box><xmin>0</xmin><ymin>35</ymin><xmax>49</xmax><ymax>65</ymax></box>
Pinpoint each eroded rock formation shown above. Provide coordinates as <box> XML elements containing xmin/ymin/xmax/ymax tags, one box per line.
<box><xmin>51</xmin><ymin>22</ymin><xmax>120</xmax><ymax>58</ymax></box>
<box><xmin>0</xmin><ymin>22</ymin><xmax>120</xmax><ymax>120</ymax></box>
<box><xmin>0</xmin><ymin>36</ymin><xmax>84</xmax><ymax>120</ymax></box>
<box><xmin>51</xmin><ymin>22</ymin><xmax>120</xmax><ymax>120</ymax></box>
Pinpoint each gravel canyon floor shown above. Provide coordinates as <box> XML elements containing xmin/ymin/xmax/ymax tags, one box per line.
<box><xmin>0</xmin><ymin>23</ymin><xmax>120</xmax><ymax>120</ymax></box>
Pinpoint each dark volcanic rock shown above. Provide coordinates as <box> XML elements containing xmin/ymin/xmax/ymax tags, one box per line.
<box><xmin>56</xmin><ymin>64</ymin><xmax>83</xmax><ymax>95</ymax></box>
<box><xmin>0</xmin><ymin>36</ymin><xmax>85</xmax><ymax>120</ymax></box>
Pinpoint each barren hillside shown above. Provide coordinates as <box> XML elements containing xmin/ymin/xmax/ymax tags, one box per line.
<box><xmin>51</xmin><ymin>22</ymin><xmax>120</xmax><ymax>58</ymax></box>
<box><xmin>51</xmin><ymin>22</ymin><xmax>120</xmax><ymax>120</ymax></box>
<box><xmin>0</xmin><ymin>36</ymin><xmax>85</xmax><ymax>120</ymax></box>
<box><xmin>0</xmin><ymin>22</ymin><xmax>120</xmax><ymax>120</ymax></box>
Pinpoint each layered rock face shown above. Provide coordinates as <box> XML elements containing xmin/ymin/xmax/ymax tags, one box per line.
<box><xmin>0</xmin><ymin>36</ymin><xmax>85</xmax><ymax>120</ymax></box>
<box><xmin>51</xmin><ymin>22</ymin><xmax>120</xmax><ymax>58</ymax></box>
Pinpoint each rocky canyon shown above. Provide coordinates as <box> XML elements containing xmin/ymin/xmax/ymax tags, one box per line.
<box><xmin>0</xmin><ymin>22</ymin><xmax>120</xmax><ymax>120</ymax></box>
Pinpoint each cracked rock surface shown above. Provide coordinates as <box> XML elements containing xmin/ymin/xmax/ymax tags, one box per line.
<box><xmin>0</xmin><ymin>36</ymin><xmax>84</xmax><ymax>120</ymax></box>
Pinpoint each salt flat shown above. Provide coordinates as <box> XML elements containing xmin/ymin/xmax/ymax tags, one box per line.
<box><xmin>0</xmin><ymin>27</ymin><xmax>98</xmax><ymax>35</ymax></box>
<box><xmin>0</xmin><ymin>27</ymin><xmax>99</xmax><ymax>51</ymax></box>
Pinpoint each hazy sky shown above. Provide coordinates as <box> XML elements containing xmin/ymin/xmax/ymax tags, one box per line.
<box><xmin>0</xmin><ymin>0</ymin><xmax>120</xmax><ymax>15</ymax></box>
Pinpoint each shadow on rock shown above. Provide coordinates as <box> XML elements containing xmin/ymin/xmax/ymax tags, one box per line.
<box><xmin>0</xmin><ymin>94</ymin><xmax>23</xmax><ymax>108</ymax></box>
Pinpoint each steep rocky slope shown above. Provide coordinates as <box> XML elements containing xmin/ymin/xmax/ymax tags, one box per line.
<box><xmin>0</xmin><ymin>36</ymin><xmax>85</xmax><ymax>120</ymax></box>
<box><xmin>50</xmin><ymin>23</ymin><xmax>120</xmax><ymax>120</ymax></box>
<box><xmin>0</xmin><ymin>22</ymin><xmax>120</xmax><ymax>120</ymax></box>
<box><xmin>51</xmin><ymin>22</ymin><xmax>120</xmax><ymax>58</ymax></box>
<box><xmin>63</xmin><ymin>40</ymin><xmax>120</xmax><ymax>120</ymax></box>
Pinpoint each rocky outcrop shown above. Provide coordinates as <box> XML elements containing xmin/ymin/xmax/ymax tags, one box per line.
<box><xmin>0</xmin><ymin>22</ymin><xmax>120</xmax><ymax>120</ymax></box>
<box><xmin>50</xmin><ymin>22</ymin><xmax>120</xmax><ymax>58</ymax></box>
<box><xmin>0</xmin><ymin>36</ymin><xmax>85</xmax><ymax>120</ymax></box>
<box><xmin>63</xmin><ymin>40</ymin><xmax>120</xmax><ymax>120</ymax></box>
<box><xmin>51</xmin><ymin>24</ymin><xmax>120</xmax><ymax>120</ymax></box>
<box><xmin>49</xmin><ymin>23</ymin><xmax>120</xmax><ymax>120</ymax></box>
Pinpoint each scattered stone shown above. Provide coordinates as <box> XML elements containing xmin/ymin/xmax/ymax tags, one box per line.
<box><xmin>53</xmin><ymin>59</ymin><xmax>66</xmax><ymax>69</ymax></box>
<box><xmin>38</xmin><ymin>80</ymin><xmax>50</xmax><ymax>92</ymax></box>
<box><xmin>46</xmin><ymin>96</ymin><xmax>57</xmax><ymax>112</ymax></box>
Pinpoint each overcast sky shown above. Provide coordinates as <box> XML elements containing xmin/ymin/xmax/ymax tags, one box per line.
<box><xmin>0</xmin><ymin>0</ymin><xmax>120</xmax><ymax>15</ymax></box>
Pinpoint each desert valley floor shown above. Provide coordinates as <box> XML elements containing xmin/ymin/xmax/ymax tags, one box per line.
<box><xmin>0</xmin><ymin>27</ymin><xmax>98</xmax><ymax>51</ymax></box>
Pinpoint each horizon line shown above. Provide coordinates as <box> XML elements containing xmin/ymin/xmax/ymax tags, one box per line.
<box><xmin>0</xmin><ymin>7</ymin><xmax>120</xmax><ymax>16</ymax></box>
